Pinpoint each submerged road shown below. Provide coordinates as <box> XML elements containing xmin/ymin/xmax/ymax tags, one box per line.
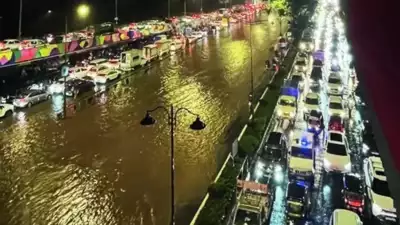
<box><xmin>0</xmin><ymin>13</ymin><xmax>286</xmax><ymax>225</ymax></box>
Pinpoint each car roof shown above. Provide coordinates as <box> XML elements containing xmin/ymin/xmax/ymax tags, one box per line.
<box><xmin>332</xmin><ymin>209</ymin><xmax>360</xmax><ymax>224</ymax></box>
<box><xmin>329</xmin><ymin>96</ymin><xmax>342</xmax><ymax>103</ymax></box>
<box><xmin>369</xmin><ymin>157</ymin><xmax>387</xmax><ymax>181</ymax></box>
<box><xmin>279</xmin><ymin>95</ymin><xmax>296</xmax><ymax>101</ymax></box>
<box><xmin>89</xmin><ymin>58</ymin><xmax>108</xmax><ymax>64</ymax></box>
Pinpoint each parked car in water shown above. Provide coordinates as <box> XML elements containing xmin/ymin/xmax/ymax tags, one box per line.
<box><xmin>0</xmin><ymin>103</ymin><xmax>14</xmax><ymax>118</ymax></box>
<box><xmin>13</xmin><ymin>90</ymin><xmax>51</xmax><ymax>108</ymax></box>
<box><xmin>65</xmin><ymin>79</ymin><xmax>95</xmax><ymax>97</ymax></box>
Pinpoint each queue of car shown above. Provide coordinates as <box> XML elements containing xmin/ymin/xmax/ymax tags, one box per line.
<box><xmin>229</xmin><ymin>1</ymin><xmax>396</xmax><ymax>225</ymax></box>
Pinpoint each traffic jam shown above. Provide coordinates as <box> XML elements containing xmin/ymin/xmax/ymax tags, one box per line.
<box><xmin>0</xmin><ymin>4</ymin><xmax>266</xmax><ymax>120</ymax></box>
<box><xmin>230</xmin><ymin>0</ymin><xmax>397</xmax><ymax>225</ymax></box>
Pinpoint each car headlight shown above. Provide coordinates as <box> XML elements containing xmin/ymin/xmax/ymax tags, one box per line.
<box><xmin>290</xmin><ymin>111</ymin><xmax>295</xmax><ymax>118</ymax></box>
<box><xmin>295</xmin><ymin>65</ymin><xmax>299</xmax><ymax>70</ymax></box>
<box><xmin>275</xmin><ymin>165</ymin><xmax>282</xmax><ymax>172</ymax></box>
<box><xmin>338</xmin><ymin>86</ymin><xmax>343</xmax><ymax>91</ymax></box>
<box><xmin>340</xmin><ymin>112</ymin><xmax>345</xmax><ymax>117</ymax></box>
<box><xmin>324</xmin><ymin>159</ymin><xmax>331</xmax><ymax>168</ymax></box>
<box><xmin>276</xmin><ymin>109</ymin><xmax>282</xmax><ymax>116</ymax></box>
<box><xmin>310</xmin><ymin>44</ymin><xmax>314</xmax><ymax>49</ymax></box>
<box><xmin>372</xmin><ymin>203</ymin><xmax>383</xmax><ymax>215</ymax></box>
<box><xmin>344</xmin><ymin>162</ymin><xmax>351</xmax><ymax>171</ymax></box>
<box><xmin>300</xmin><ymin>43</ymin><xmax>305</xmax><ymax>49</ymax></box>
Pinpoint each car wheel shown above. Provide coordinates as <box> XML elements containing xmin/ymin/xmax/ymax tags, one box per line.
<box><xmin>27</xmin><ymin>102</ymin><xmax>32</xmax><ymax>107</ymax></box>
<box><xmin>5</xmin><ymin>110</ymin><xmax>13</xmax><ymax>117</ymax></box>
<box><xmin>47</xmin><ymin>95</ymin><xmax>52</xmax><ymax>100</ymax></box>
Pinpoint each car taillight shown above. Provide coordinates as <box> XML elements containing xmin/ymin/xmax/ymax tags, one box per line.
<box><xmin>19</xmin><ymin>98</ymin><xmax>26</xmax><ymax>102</ymax></box>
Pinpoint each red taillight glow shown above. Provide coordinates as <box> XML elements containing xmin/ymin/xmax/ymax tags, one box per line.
<box><xmin>19</xmin><ymin>98</ymin><xmax>26</xmax><ymax>102</ymax></box>
<box><xmin>345</xmin><ymin>197</ymin><xmax>363</xmax><ymax>207</ymax></box>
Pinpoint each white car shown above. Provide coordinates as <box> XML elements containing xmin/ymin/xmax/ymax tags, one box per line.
<box><xmin>324</xmin><ymin>140</ymin><xmax>351</xmax><ymax>173</ymax></box>
<box><xmin>275</xmin><ymin>95</ymin><xmax>297</xmax><ymax>119</ymax></box>
<box><xmin>87</xmin><ymin>65</ymin><xmax>109</xmax><ymax>77</ymax></box>
<box><xmin>0</xmin><ymin>103</ymin><xmax>14</xmax><ymax>118</ymax></box>
<box><xmin>364</xmin><ymin>156</ymin><xmax>397</xmax><ymax>222</ymax></box>
<box><xmin>294</xmin><ymin>58</ymin><xmax>308</xmax><ymax>72</ymax></box>
<box><xmin>22</xmin><ymin>39</ymin><xmax>46</xmax><ymax>48</ymax></box>
<box><xmin>288</xmin><ymin>130</ymin><xmax>314</xmax><ymax>181</ymax></box>
<box><xmin>69</xmin><ymin>67</ymin><xmax>87</xmax><ymax>78</ymax></box>
<box><xmin>328</xmin><ymin>96</ymin><xmax>346</xmax><ymax>118</ymax></box>
<box><xmin>303</xmin><ymin>92</ymin><xmax>321</xmax><ymax>118</ymax></box>
<box><xmin>106</xmin><ymin>59</ymin><xmax>120</xmax><ymax>70</ymax></box>
<box><xmin>3</xmin><ymin>39</ymin><xmax>21</xmax><ymax>50</ymax></box>
<box><xmin>327</xmin><ymin>72</ymin><xmax>344</xmax><ymax>95</ymax></box>
<box><xmin>94</xmin><ymin>69</ymin><xmax>121</xmax><ymax>84</ymax></box>
<box><xmin>48</xmin><ymin>76</ymin><xmax>76</xmax><ymax>94</ymax></box>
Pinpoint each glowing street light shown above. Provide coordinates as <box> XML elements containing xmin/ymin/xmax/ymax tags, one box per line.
<box><xmin>77</xmin><ymin>4</ymin><xmax>90</xmax><ymax>19</ymax></box>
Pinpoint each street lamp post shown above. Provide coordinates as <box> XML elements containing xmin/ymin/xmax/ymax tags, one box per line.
<box><xmin>115</xmin><ymin>0</ymin><xmax>119</xmax><ymax>24</ymax></box>
<box><xmin>18</xmin><ymin>0</ymin><xmax>22</xmax><ymax>39</ymax></box>
<box><xmin>140</xmin><ymin>105</ymin><xmax>206</xmax><ymax>225</ymax></box>
<box><xmin>63</xmin><ymin>15</ymin><xmax>68</xmax><ymax>118</ymax></box>
<box><xmin>184</xmin><ymin>0</ymin><xmax>187</xmax><ymax>16</ymax></box>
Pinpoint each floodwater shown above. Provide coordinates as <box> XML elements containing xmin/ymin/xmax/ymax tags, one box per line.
<box><xmin>0</xmin><ymin>13</ymin><xmax>285</xmax><ymax>225</ymax></box>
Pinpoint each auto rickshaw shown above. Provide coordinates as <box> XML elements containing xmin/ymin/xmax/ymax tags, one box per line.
<box><xmin>307</xmin><ymin>110</ymin><xmax>323</xmax><ymax>134</ymax></box>
<box><xmin>328</xmin><ymin>115</ymin><xmax>345</xmax><ymax>133</ymax></box>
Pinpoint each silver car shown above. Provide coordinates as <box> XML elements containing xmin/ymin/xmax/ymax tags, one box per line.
<box><xmin>13</xmin><ymin>90</ymin><xmax>50</xmax><ymax>108</ymax></box>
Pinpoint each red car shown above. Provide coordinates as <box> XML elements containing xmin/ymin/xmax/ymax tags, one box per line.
<box><xmin>328</xmin><ymin>115</ymin><xmax>345</xmax><ymax>133</ymax></box>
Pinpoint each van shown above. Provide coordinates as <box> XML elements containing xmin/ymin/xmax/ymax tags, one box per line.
<box><xmin>120</xmin><ymin>49</ymin><xmax>147</xmax><ymax>71</ymax></box>
<box><xmin>143</xmin><ymin>44</ymin><xmax>159</xmax><ymax>61</ymax></box>
<box><xmin>330</xmin><ymin>209</ymin><xmax>362</xmax><ymax>225</ymax></box>
<box><xmin>155</xmin><ymin>39</ymin><xmax>171</xmax><ymax>57</ymax></box>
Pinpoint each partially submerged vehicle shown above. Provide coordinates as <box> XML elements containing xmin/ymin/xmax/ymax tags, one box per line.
<box><xmin>232</xmin><ymin>180</ymin><xmax>274</xmax><ymax>225</ymax></box>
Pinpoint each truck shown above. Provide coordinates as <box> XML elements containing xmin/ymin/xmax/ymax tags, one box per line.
<box><xmin>232</xmin><ymin>180</ymin><xmax>274</xmax><ymax>225</ymax></box>
<box><xmin>288</xmin><ymin>130</ymin><xmax>315</xmax><ymax>186</ymax></box>
<box><xmin>154</xmin><ymin>39</ymin><xmax>171</xmax><ymax>58</ymax></box>
<box><xmin>119</xmin><ymin>49</ymin><xmax>148</xmax><ymax>71</ymax></box>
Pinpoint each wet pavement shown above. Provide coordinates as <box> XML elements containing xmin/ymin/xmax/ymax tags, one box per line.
<box><xmin>243</xmin><ymin>4</ymin><xmax>395</xmax><ymax>225</ymax></box>
<box><xmin>0</xmin><ymin>13</ymin><xmax>286</xmax><ymax>225</ymax></box>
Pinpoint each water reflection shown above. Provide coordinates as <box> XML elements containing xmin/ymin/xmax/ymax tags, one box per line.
<box><xmin>0</xmin><ymin>14</ymin><xmax>282</xmax><ymax>225</ymax></box>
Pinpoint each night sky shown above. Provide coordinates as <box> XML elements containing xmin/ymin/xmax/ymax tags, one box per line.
<box><xmin>0</xmin><ymin>0</ymin><xmax>240</xmax><ymax>39</ymax></box>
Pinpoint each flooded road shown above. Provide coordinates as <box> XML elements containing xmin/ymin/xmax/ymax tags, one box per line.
<box><xmin>0</xmin><ymin>14</ymin><xmax>284</xmax><ymax>225</ymax></box>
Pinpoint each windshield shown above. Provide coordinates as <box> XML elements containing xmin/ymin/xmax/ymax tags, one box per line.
<box><xmin>328</xmin><ymin>78</ymin><xmax>341</xmax><ymax>84</ymax></box>
<box><xmin>291</xmin><ymin>147</ymin><xmax>312</xmax><ymax>159</ymax></box>
<box><xmin>327</xmin><ymin>143</ymin><xmax>347</xmax><ymax>156</ymax></box>
<box><xmin>296</xmin><ymin>61</ymin><xmax>306</xmax><ymax>66</ymax></box>
<box><xmin>235</xmin><ymin>209</ymin><xmax>259</xmax><ymax>225</ymax></box>
<box><xmin>345</xmin><ymin>175</ymin><xmax>362</xmax><ymax>193</ymax></box>
<box><xmin>329</xmin><ymin>102</ymin><xmax>342</xmax><ymax>110</ymax></box>
<box><xmin>279</xmin><ymin>99</ymin><xmax>296</xmax><ymax>107</ymax></box>
<box><xmin>372</xmin><ymin>179</ymin><xmax>391</xmax><ymax>197</ymax></box>
<box><xmin>330</xmin><ymin>133</ymin><xmax>343</xmax><ymax>142</ymax></box>
<box><xmin>305</xmin><ymin>97</ymin><xmax>319</xmax><ymax>105</ymax></box>
<box><xmin>292</xmin><ymin>76</ymin><xmax>303</xmax><ymax>82</ymax></box>
<box><xmin>267</xmin><ymin>132</ymin><xmax>281</xmax><ymax>146</ymax></box>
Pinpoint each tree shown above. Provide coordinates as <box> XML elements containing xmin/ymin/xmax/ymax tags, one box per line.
<box><xmin>270</xmin><ymin>0</ymin><xmax>289</xmax><ymax>16</ymax></box>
